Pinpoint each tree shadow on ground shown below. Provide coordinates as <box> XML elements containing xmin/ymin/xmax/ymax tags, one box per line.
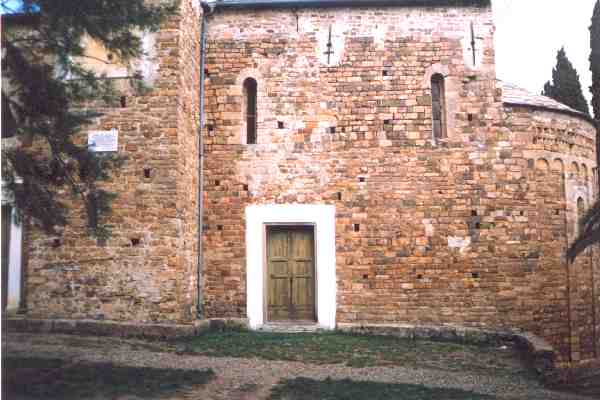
<box><xmin>2</xmin><ymin>357</ymin><xmax>214</xmax><ymax>400</ymax></box>
<box><xmin>269</xmin><ymin>377</ymin><xmax>497</xmax><ymax>400</ymax></box>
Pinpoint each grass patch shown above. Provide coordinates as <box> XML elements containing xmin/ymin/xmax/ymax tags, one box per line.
<box><xmin>551</xmin><ymin>372</ymin><xmax>600</xmax><ymax>397</ymax></box>
<box><xmin>269</xmin><ymin>377</ymin><xmax>497</xmax><ymax>400</ymax></box>
<box><xmin>181</xmin><ymin>331</ymin><xmax>532</xmax><ymax>377</ymax></box>
<box><xmin>2</xmin><ymin>357</ymin><xmax>214</xmax><ymax>400</ymax></box>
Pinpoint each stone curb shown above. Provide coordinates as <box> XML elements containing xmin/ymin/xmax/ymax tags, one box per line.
<box><xmin>336</xmin><ymin>323</ymin><xmax>557</xmax><ymax>382</ymax></box>
<box><xmin>2</xmin><ymin>317</ymin><xmax>248</xmax><ymax>340</ymax></box>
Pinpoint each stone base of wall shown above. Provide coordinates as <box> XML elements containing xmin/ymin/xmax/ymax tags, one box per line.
<box><xmin>3</xmin><ymin>317</ymin><xmax>244</xmax><ymax>340</ymax></box>
<box><xmin>336</xmin><ymin>323</ymin><xmax>558</xmax><ymax>383</ymax></box>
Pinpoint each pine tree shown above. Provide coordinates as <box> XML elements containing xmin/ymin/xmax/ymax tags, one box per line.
<box><xmin>591</xmin><ymin>0</ymin><xmax>600</xmax><ymax>120</ymax></box>
<box><xmin>1</xmin><ymin>1</ymin><xmax>173</xmax><ymax>238</ymax></box>
<box><xmin>542</xmin><ymin>47</ymin><xmax>590</xmax><ymax>115</ymax></box>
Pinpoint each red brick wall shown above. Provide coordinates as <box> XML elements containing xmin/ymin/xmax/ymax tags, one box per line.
<box><xmin>24</xmin><ymin>0</ymin><xmax>201</xmax><ymax>324</ymax></box>
<box><xmin>201</xmin><ymin>6</ymin><xmax>598</xmax><ymax>364</ymax></box>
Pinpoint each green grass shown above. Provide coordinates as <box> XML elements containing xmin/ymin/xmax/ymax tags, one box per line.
<box><xmin>269</xmin><ymin>377</ymin><xmax>497</xmax><ymax>400</ymax></box>
<box><xmin>2</xmin><ymin>357</ymin><xmax>214</xmax><ymax>400</ymax></box>
<box><xmin>182</xmin><ymin>331</ymin><xmax>533</xmax><ymax>378</ymax></box>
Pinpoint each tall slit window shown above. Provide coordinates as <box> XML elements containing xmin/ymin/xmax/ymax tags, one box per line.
<box><xmin>431</xmin><ymin>73</ymin><xmax>447</xmax><ymax>141</ymax></box>
<box><xmin>577</xmin><ymin>197</ymin><xmax>585</xmax><ymax>236</ymax></box>
<box><xmin>244</xmin><ymin>78</ymin><xmax>257</xmax><ymax>144</ymax></box>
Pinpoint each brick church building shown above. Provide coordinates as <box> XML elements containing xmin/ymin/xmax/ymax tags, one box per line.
<box><xmin>2</xmin><ymin>0</ymin><xmax>599</xmax><ymax>366</ymax></box>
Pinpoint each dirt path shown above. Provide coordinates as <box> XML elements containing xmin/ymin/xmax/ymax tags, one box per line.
<box><xmin>1</xmin><ymin>333</ymin><xmax>594</xmax><ymax>400</ymax></box>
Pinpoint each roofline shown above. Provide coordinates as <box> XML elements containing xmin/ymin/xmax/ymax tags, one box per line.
<box><xmin>504</xmin><ymin>102</ymin><xmax>597</xmax><ymax>126</ymax></box>
<box><xmin>204</xmin><ymin>0</ymin><xmax>491</xmax><ymax>11</ymax></box>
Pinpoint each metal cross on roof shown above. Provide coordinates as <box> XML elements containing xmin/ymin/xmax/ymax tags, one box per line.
<box><xmin>324</xmin><ymin>25</ymin><xmax>334</xmax><ymax>64</ymax></box>
<box><xmin>470</xmin><ymin>22</ymin><xmax>478</xmax><ymax>67</ymax></box>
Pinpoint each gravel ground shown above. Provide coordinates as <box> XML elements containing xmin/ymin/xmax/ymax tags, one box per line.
<box><xmin>1</xmin><ymin>332</ymin><xmax>595</xmax><ymax>400</ymax></box>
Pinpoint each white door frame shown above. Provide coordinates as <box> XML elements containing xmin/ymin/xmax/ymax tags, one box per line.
<box><xmin>245</xmin><ymin>204</ymin><xmax>336</xmax><ymax>329</ymax></box>
<box><xmin>2</xmin><ymin>200</ymin><xmax>23</xmax><ymax>313</ymax></box>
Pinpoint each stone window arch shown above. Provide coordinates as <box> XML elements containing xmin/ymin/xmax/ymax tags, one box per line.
<box><xmin>243</xmin><ymin>77</ymin><xmax>258</xmax><ymax>145</ymax></box>
<box><xmin>571</xmin><ymin>162</ymin><xmax>580</xmax><ymax>179</ymax></box>
<box><xmin>431</xmin><ymin>73</ymin><xmax>447</xmax><ymax>141</ymax></box>
<box><xmin>536</xmin><ymin>158</ymin><xmax>549</xmax><ymax>172</ymax></box>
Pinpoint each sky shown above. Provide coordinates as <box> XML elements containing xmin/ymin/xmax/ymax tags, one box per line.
<box><xmin>493</xmin><ymin>0</ymin><xmax>596</xmax><ymax>105</ymax></box>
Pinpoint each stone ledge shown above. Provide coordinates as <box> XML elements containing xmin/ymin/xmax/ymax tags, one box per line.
<box><xmin>336</xmin><ymin>323</ymin><xmax>557</xmax><ymax>382</ymax></box>
<box><xmin>2</xmin><ymin>317</ymin><xmax>211</xmax><ymax>340</ymax></box>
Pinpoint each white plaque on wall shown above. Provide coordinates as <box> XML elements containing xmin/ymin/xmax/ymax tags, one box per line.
<box><xmin>88</xmin><ymin>129</ymin><xmax>118</xmax><ymax>152</ymax></box>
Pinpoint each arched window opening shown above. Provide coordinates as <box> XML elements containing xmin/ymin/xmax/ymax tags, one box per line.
<box><xmin>431</xmin><ymin>73</ymin><xmax>447</xmax><ymax>141</ymax></box>
<box><xmin>243</xmin><ymin>78</ymin><xmax>257</xmax><ymax>145</ymax></box>
<box><xmin>577</xmin><ymin>197</ymin><xmax>585</xmax><ymax>236</ymax></box>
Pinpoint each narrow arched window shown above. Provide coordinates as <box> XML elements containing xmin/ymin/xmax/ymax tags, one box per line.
<box><xmin>431</xmin><ymin>74</ymin><xmax>446</xmax><ymax>141</ymax></box>
<box><xmin>577</xmin><ymin>197</ymin><xmax>585</xmax><ymax>236</ymax></box>
<box><xmin>243</xmin><ymin>78</ymin><xmax>257</xmax><ymax>144</ymax></box>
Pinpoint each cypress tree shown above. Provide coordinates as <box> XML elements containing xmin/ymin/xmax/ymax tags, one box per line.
<box><xmin>542</xmin><ymin>48</ymin><xmax>590</xmax><ymax>115</ymax></box>
<box><xmin>591</xmin><ymin>1</ymin><xmax>600</xmax><ymax>198</ymax></box>
<box><xmin>1</xmin><ymin>1</ymin><xmax>173</xmax><ymax>238</ymax></box>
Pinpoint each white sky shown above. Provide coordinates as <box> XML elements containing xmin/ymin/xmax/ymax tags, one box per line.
<box><xmin>493</xmin><ymin>0</ymin><xmax>596</xmax><ymax>104</ymax></box>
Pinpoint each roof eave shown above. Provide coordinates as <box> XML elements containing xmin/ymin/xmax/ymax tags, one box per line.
<box><xmin>504</xmin><ymin>102</ymin><xmax>597</xmax><ymax>126</ymax></box>
<box><xmin>207</xmin><ymin>0</ymin><xmax>491</xmax><ymax>10</ymax></box>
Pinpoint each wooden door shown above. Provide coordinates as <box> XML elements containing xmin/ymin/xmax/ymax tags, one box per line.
<box><xmin>267</xmin><ymin>226</ymin><xmax>315</xmax><ymax>322</ymax></box>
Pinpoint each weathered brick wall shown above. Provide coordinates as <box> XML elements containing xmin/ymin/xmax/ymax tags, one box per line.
<box><xmin>23</xmin><ymin>0</ymin><xmax>201</xmax><ymax>324</ymax></box>
<box><xmin>201</xmin><ymin>5</ymin><xmax>598</xmax><ymax>364</ymax></box>
<box><xmin>19</xmin><ymin>0</ymin><xmax>599</xmax><ymax>366</ymax></box>
<box><xmin>505</xmin><ymin>105</ymin><xmax>599</xmax><ymax>363</ymax></box>
<box><xmin>202</xmin><ymin>5</ymin><xmax>505</xmax><ymax>320</ymax></box>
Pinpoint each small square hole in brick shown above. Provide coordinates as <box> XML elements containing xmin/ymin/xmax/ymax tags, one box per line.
<box><xmin>328</xmin><ymin>127</ymin><xmax>336</xmax><ymax>134</ymax></box>
<box><xmin>353</xmin><ymin>224</ymin><xmax>360</xmax><ymax>232</ymax></box>
<box><xmin>520</xmin><ymin>211</ymin><xmax>525</xmax><ymax>216</ymax></box>
<box><xmin>363</xmin><ymin>274</ymin><xmax>369</xmax><ymax>279</ymax></box>
<box><xmin>131</xmin><ymin>238</ymin><xmax>141</xmax><ymax>246</ymax></box>
<box><xmin>417</xmin><ymin>274</ymin><xmax>423</xmax><ymax>280</ymax></box>
<box><xmin>555</xmin><ymin>209</ymin><xmax>561</xmax><ymax>215</ymax></box>
<box><xmin>359</xmin><ymin>177</ymin><xmax>366</xmax><ymax>183</ymax></box>
<box><xmin>143</xmin><ymin>168</ymin><xmax>151</xmax><ymax>179</ymax></box>
<box><xmin>468</xmin><ymin>113</ymin><xmax>474</xmax><ymax>122</ymax></box>
<box><xmin>52</xmin><ymin>238</ymin><xmax>61</xmax><ymax>248</ymax></box>
<box><xmin>215</xmin><ymin>180</ymin><xmax>220</xmax><ymax>186</ymax></box>
<box><xmin>382</xmin><ymin>70</ymin><xmax>389</xmax><ymax>76</ymax></box>
<box><xmin>120</xmin><ymin>96</ymin><xmax>127</xmax><ymax>108</ymax></box>
<box><xmin>472</xmin><ymin>272</ymin><xmax>480</xmax><ymax>279</ymax></box>
<box><xmin>475</xmin><ymin>222</ymin><xmax>481</xmax><ymax>229</ymax></box>
<box><xmin>207</xmin><ymin>124</ymin><xmax>215</xmax><ymax>133</ymax></box>
<box><xmin>217</xmin><ymin>225</ymin><xmax>223</xmax><ymax>231</ymax></box>
<box><xmin>278</xmin><ymin>121</ymin><xmax>284</xmax><ymax>129</ymax></box>
<box><xmin>337</xmin><ymin>192</ymin><xmax>342</xmax><ymax>201</ymax></box>
<box><xmin>243</xmin><ymin>184</ymin><xmax>249</xmax><ymax>191</ymax></box>
<box><xmin>471</xmin><ymin>210</ymin><xmax>478</xmax><ymax>217</ymax></box>
<box><xmin>384</xmin><ymin>119</ymin><xmax>391</xmax><ymax>125</ymax></box>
